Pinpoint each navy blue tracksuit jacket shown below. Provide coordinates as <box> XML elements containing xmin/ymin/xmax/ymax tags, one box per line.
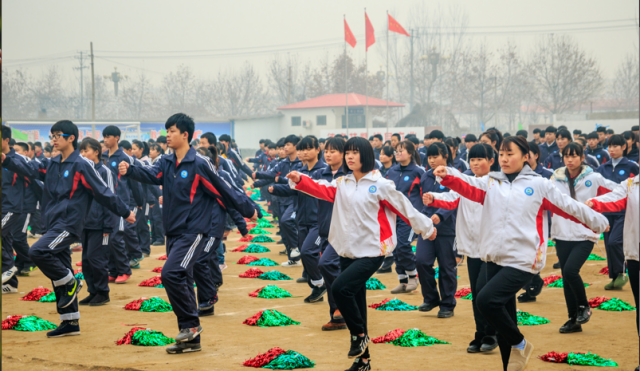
<box><xmin>311</xmin><ymin>165</ymin><xmax>347</xmax><ymax>239</ymax></box>
<box><xmin>103</xmin><ymin>148</ymin><xmax>143</xmax><ymax>209</ymax></box>
<box><xmin>385</xmin><ymin>162</ymin><xmax>426</xmax><ymax>210</ymax></box>
<box><xmin>271</xmin><ymin>160</ymin><xmax>326</xmax><ymax>226</ymax></box>
<box><xmin>420</xmin><ymin>168</ymin><xmax>457</xmax><ymax>237</ymax></box>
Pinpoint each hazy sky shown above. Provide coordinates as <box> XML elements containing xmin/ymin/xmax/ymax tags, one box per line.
<box><xmin>3</xmin><ymin>0</ymin><xmax>638</xmax><ymax>91</ymax></box>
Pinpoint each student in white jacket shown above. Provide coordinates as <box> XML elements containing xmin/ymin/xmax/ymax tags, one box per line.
<box><xmin>424</xmin><ymin>143</ymin><xmax>498</xmax><ymax>353</ymax></box>
<box><xmin>549</xmin><ymin>143</ymin><xmax>618</xmax><ymax>334</ymax></box>
<box><xmin>287</xmin><ymin>137</ymin><xmax>436</xmax><ymax>371</ymax></box>
<box><xmin>586</xmin><ymin>175</ymin><xmax>639</xmax><ymax>341</ymax></box>
<box><xmin>432</xmin><ymin>136</ymin><xmax>609</xmax><ymax>371</ymax></box>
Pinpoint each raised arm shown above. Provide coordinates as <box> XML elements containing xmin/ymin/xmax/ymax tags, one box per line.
<box><xmin>425</xmin><ymin>190</ymin><xmax>462</xmax><ymax>210</ymax></box>
<box><xmin>378</xmin><ymin>181</ymin><xmax>435</xmax><ymax>240</ymax></box>
<box><xmin>78</xmin><ymin>157</ymin><xmax>133</xmax><ymax>221</ymax></box>
<box><xmin>540</xmin><ymin>178</ymin><xmax>608</xmax><ymax>233</ymax></box>
<box><xmin>287</xmin><ymin>171</ymin><xmax>337</xmax><ymax>203</ymax></box>
<box><xmin>587</xmin><ymin>179</ymin><xmax>630</xmax><ymax>213</ymax></box>
<box><xmin>435</xmin><ymin>166</ymin><xmax>489</xmax><ymax>205</ymax></box>
<box><xmin>119</xmin><ymin>158</ymin><xmax>163</xmax><ymax>185</ymax></box>
<box><xmin>3</xmin><ymin>152</ymin><xmax>46</xmax><ymax>181</ymax></box>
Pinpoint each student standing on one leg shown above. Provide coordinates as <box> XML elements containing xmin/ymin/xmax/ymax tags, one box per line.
<box><xmin>416</xmin><ymin>142</ymin><xmax>458</xmax><ymax>318</ymax></box>
<box><xmin>595</xmin><ymin>134</ymin><xmax>638</xmax><ymax>290</ymax></box>
<box><xmin>316</xmin><ymin>137</ymin><xmax>347</xmax><ymax>331</ymax></box>
<box><xmin>549</xmin><ymin>143</ymin><xmax>618</xmax><ymax>334</ymax></box>
<box><xmin>287</xmin><ymin>137</ymin><xmax>436</xmax><ymax>371</ymax></box>
<box><xmin>384</xmin><ymin>140</ymin><xmax>425</xmax><ymax>294</ymax></box>
<box><xmin>3</xmin><ymin>120</ymin><xmax>134</xmax><ymax>337</ymax></box>
<box><xmin>587</xmin><ymin>175</ymin><xmax>639</xmax><ymax>371</ymax></box>
<box><xmin>119</xmin><ymin>113</ymin><xmax>257</xmax><ymax>354</ymax></box>
<box><xmin>78</xmin><ymin>138</ymin><xmax>117</xmax><ymax>306</ymax></box>
<box><xmin>432</xmin><ymin>136</ymin><xmax>608</xmax><ymax>371</ymax></box>
<box><xmin>425</xmin><ymin>143</ymin><xmax>498</xmax><ymax>352</ymax></box>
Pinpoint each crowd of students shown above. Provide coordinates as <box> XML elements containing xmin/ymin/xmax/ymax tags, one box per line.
<box><xmin>1</xmin><ymin>118</ymin><xmax>638</xmax><ymax>371</ymax></box>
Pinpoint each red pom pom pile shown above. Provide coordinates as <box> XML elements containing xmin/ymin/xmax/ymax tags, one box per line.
<box><xmin>243</xmin><ymin>347</ymin><xmax>287</xmax><ymax>367</ymax></box>
<box><xmin>239</xmin><ymin>268</ymin><xmax>264</xmax><ymax>278</ymax></box>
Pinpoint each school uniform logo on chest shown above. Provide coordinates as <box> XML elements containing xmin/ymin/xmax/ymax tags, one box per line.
<box><xmin>111</xmin><ymin>161</ymin><xmax>117</xmax><ymax>167</ymax></box>
<box><xmin>524</xmin><ymin>187</ymin><xmax>534</xmax><ymax>196</ymax></box>
<box><xmin>619</xmin><ymin>169</ymin><xmax>625</xmax><ymax>176</ymax></box>
<box><xmin>403</xmin><ymin>176</ymin><xmax>410</xmax><ymax>181</ymax></box>
<box><xmin>439</xmin><ymin>185</ymin><xmax>446</xmax><ymax>190</ymax></box>
<box><xmin>181</xmin><ymin>170</ymin><xmax>188</xmax><ymax>178</ymax></box>
<box><xmin>596</xmin><ymin>154</ymin><xmax>601</xmax><ymax>159</ymax></box>
<box><xmin>585</xmin><ymin>180</ymin><xmax>593</xmax><ymax>187</ymax></box>
<box><xmin>64</xmin><ymin>170</ymin><xmax>70</xmax><ymax>177</ymax></box>
<box><xmin>369</xmin><ymin>186</ymin><xmax>377</xmax><ymax>193</ymax></box>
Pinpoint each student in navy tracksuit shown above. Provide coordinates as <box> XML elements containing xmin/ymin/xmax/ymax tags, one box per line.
<box><xmin>219</xmin><ymin>134</ymin><xmax>254</xmax><ymax>179</ymax></box>
<box><xmin>119</xmin><ymin>113</ymin><xmax>257</xmax><ymax>354</ymax></box>
<box><xmin>315</xmin><ymin>137</ymin><xmax>348</xmax><ymax>331</ymax></box>
<box><xmin>78</xmin><ymin>138</ymin><xmax>117</xmax><ymax>306</ymax></box>
<box><xmin>131</xmin><ymin>140</ymin><xmax>158</xmax><ymax>257</ymax></box>
<box><xmin>385</xmin><ymin>140</ymin><xmax>425</xmax><ymax>294</ymax></box>
<box><xmin>148</xmin><ymin>143</ymin><xmax>165</xmax><ymax>246</ymax></box>
<box><xmin>595</xmin><ymin>134</ymin><xmax>639</xmax><ymax>290</ymax></box>
<box><xmin>2</xmin><ymin>121</ymin><xmax>133</xmax><ymax>337</ymax></box>
<box><xmin>542</xmin><ymin>130</ymin><xmax>600</xmax><ymax>170</ymax></box>
<box><xmin>256</xmin><ymin>135</ymin><xmax>303</xmax><ymax>265</ymax></box>
<box><xmin>102</xmin><ymin>126</ymin><xmax>145</xmax><ymax>272</ymax></box>
<box><xmin>1</xmin><ymin>127</ymin><xmax>29</xmax><ymax>292</ymax></box>
<box><xmin>254</xmin><ymin>141</ymin><xmax>283</xmax><ymax>224</ymax></box>
<box><xmin>416</xmin><ymin>142</ymin><xmax>458</xmax><ymax>318</ymax></box>
<box><xmin>378</xmin><ymin>145</ymin><xmax>395</xmax><ymax>179</ymax></box>
<box><xmin>539</xmin><ymin>126</ymin><xmax>559</xmax><ymax>162</ymax></box>
<box><xmin>271</xmin><ymin>136</ymin><xmax>327</xmax><ymax>301</ymax></box>
<box><xmin>586</xmin><ymin>131</ymin><xmax>611</xmax><ymax>165</ymax></box>
<box><xmin>446</xmin><ymin>138</ymin><xmax>469</xmax><ymax>173</ymax></box>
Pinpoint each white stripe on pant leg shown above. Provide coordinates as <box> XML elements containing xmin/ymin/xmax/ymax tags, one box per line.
<box><xmin>180</xmin><ymin>234</ymin><xmax>202</xmax><ymax>269</ymax></box>
<box><xmin>315</xmin><ymin>237</ymin><xmax>321</xmax><ymax>246</ymax></box>
<box><xmin>103</xmin><ymin>235</ymin><xmax>109</xmax><ymax>245</ymax></box>
<box><xmin>2</xmin><ymin>212</ymin><xmax>13</xmax><ymax>228</ymax></box>
<box><xmin>22</xmin><ymin>214</ymin><xmax>31</xmax><ymax>233</ymax></box>
<box><xmin>119</xmin><ymin>217</ymin><xmax>124</xmax><ymax>231</ymax></box>
<box><xmin>49</xmin><ymin>231</ymin><xmax>70</xmax><ymax>249</ymax></box>
<box><xmin>145</xmin><ymin>204</ymin><xmax>149</xmax><ymax>216</ymax></box>
<box><xmin>204</xmin><ymin>237</ymin><xmax>216</xmax><ymax>253</ymax></box>
<box><xmin>408</xmin><ymin>230</ymin><xmax>415</xmax><ymax>242</ymax></box>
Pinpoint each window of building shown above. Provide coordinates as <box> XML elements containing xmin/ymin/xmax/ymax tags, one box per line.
<box><xmin>316</xmin><ymin>115</ymin><xmax>327</xmax><ymax>126</ymax></box>
<box><xmin>291</xmin><ymin>116</ymin><xmax>301</xmax><ymax>126</ymax></box>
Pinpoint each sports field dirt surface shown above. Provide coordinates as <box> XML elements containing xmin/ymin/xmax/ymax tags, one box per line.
<box><xmin>2</xmin><ymin>209</ymin><xmax>637</xmax><ymax>370</ymax></box>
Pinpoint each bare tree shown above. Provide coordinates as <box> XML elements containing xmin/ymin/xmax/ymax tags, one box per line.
<box><xmin>306</xmin><ymin>53</ymin><xmax>384</xmax><ymax>99</ymax></box>
<box><xmin>528</xmin><ymin>34</ymin><xmax>603</xmax><ymax>115</ymax></box>
<box><xmin>267</xmin><ymin>55</ymin><xmax>311</xmax><ymax>107</ymax></box>
<box><xmin>211</xmin><ymin>63</ymin><xmax>270</xmax><ymax>116</ymax></box>
<box><xmin>2</xmin><ymin>69</ymin><xmax>36</xmax><ymax>119</ymax></box>
<box><xmin>611</xmin><ymin>52</ymin><xmax>639</xmax><ymax>111</ymax></box>
<box><xmin>160</xmin><ymin>64</ymin><xmax>199</xmax><ymax>116</ymax></box>
<box><xmin>120</xmin><ymin>72</ymin><xmax>155</xmax><ymax>120</ymax></box>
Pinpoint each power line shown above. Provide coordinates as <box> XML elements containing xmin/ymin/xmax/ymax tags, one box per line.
<box><xmin>94</xmin><ymin>56</ymin><xmax>165</xmax><ymax>75</ymax></box>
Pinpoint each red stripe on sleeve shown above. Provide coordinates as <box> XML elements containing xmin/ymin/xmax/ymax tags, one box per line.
<box><xmin>591</xmin><ymin>198</ymin><xmax>627</xmax><ymax>213</ymax></box>
<box><xmin>380</xmin><ymin>200</ymin><xmax>410</xmax><ymax>225</ymax></box>
<box><xmin>70</xmin><ymin>173</ymin><xmax>82</xmax><ymax>199</ymax></box>
<box><xmin>408</xmin><ymin>177</ymin><xmax>421</xmax><ymax>197</ymax></box>
<box><xmin>596</xmin><ymin>186</ymin><xmax>612</xmax><ymax>197</ymax></box>
<box><xmin>198</xmin><ymin>175</ymin><xmax>223</xmax><ymax>198</ymax></box>
<box><xmin>294</xmin><ymin>175</ymin><xmax>336</xmax><ymax>202</ymax></box>
<box><xmin>377</xmin><ymin>201</ymin><xmax>393</xmax><ymax>243</ymax></box>
<box><xmin>12</xmin><ymin>173</ymin><xmax>17</xmax><ymax>186</ymax></box>
<box><xmin>440</xmin><ymin>175</ymin><xmax>486</xmax><ymax>205</ymax></box>
<box><xmin>542</xmin><ymin>198</ymin><xmax>594</xmax><ymax>232</ymax></box>
<box><xmin>156</xmin><ymin>172</ymin><xmax>163</xmax><ymax>178</ymax></box>
<box><xmin>191</xmin><ymin>174</ymin><xmax>201</xmax><ymax>203</ymax></box>
<box><xmin>431</xmin><ymin>198</ymin><xmax>460</xmax><ymax>210</ymax></box>
<box><xmin>38</xmin><ymin>169</ymin><xmax>47</xmax><ymax>174</ymax></box>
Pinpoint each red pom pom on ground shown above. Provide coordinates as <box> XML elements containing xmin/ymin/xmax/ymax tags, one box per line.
<box><xmin>237</xmin><ymin>255</ymin><xmax>259</xmax><ymax>264</ymax></box>
<box><xmin>455</xmin><ymin>288</ymin><xmax>472</xmax><ymax>299</ymax></box>
<box><xmin>243</xmin><ymin>347</ymin><xmax>287</xmax><ymax>367</ymax></box>
<box><xmin>124</xmin><ymin>298</ymin><xmax>146</xmax><ymax>311</ymax></box>
<box><xmin>232</xmin><ymin>244</ymin><xmax>250</xmax><ymax>252</ymax></box>
<box><xmin>372</xmin><ymin>328</ymin><xmax>406</xmax><ymax>343</ymax></box>
<box><xmin>75</xmin><ymin>261</ymin><xmax>82</xmax><ymax>266</ymax></box>
<box><xmin>588</xmin><ymin>296</ymin><xmax>611</xmax><ymax>308</ymax></box>
<box><xmin>248</xmin><ymin>287</ymin><xmax>266</xmax><ymax>298</ymax></box>
<box><xmin>2</xmin><ymin>315</ymin><xmax>23</xmax><ymax>330</ymax></box>
<box><xmin>21</xmin><ymin>287</ymin><xmax>52</xmax><ymax>301</ymax></box>
<box><xmin>139</xmin><ymin>276</ymin><xmax>163</xmax><ymax>287</ymax></box>
<box><xmin>157</xmin><ymin>255</ymin><xmax>167</xmax><ymax>260</ymax></box>
<box><xmin>151</xmin><ymin>267</ymin><xmax>163</xmax><ymax>273</ymax></box>
<box><xmin>539</xmin><ymin>351</ymin><xmax>569</xmax><ymax>363</ymax></box>
<box><xmin>368</xmin><ymin>298</ymin><xmax>392</xmax><ymax>309</ymax></box>
<box><xmin>239</xmin><ymin>235</ymin><xmax>254</xmax><ymax>242</ymax></box>
<box><xmin>242</xmin><ymin>310</ymin><xmax>265</xmax><ymax>326</ymax></box>
<box><xmin>598</xmin><ymin>267</ymin><xmax>609</xmax><ymax>275</ymax></box>
<box><xmin>239</xmin><ymin>268</ymin><xmax>264</xmax><ymax>278</ymax></box>
<box><xmin>543</xmin><ymin>274</ymin><xmax>562</xmax><ymax>286</ymax></box>
<box><xmin>74</xmin><ymin>269</ymin><xmax>82</xmax><ymax>274</ymax></box>
<box><xmin>115</xmin><ymin>327</ymin><xmax>146</xmax><ymax>345</ymax></box>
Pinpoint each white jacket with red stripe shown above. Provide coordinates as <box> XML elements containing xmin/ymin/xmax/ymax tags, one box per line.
<box><xmin>289</xmin><ymin>169</ymin><xmax>435</xmax><ymax>259</ymax></box>
<box><xmin>589</xmin><ymin>176</ymin><xmax>639</xmax><ymax>261</ymax></box>
<box><xmin>550</xmin><ymin>166</ymin><xmax>618</xmax><ymax>243</ymax></box>
<box><xmin>437</xmin><ymin>166</ymin><xmax>609</xmax><ymax>274</ymax></box>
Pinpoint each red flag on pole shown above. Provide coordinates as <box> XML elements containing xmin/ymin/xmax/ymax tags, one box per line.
<box><xmin>344</xmin><ymin>19</ymin><xmax>357</xmax><ymax>48</ymax></box>
<box><xmin>365</xmin><ymin>12</ymin><xmax>375</xmax><ymax>51</ymax></box>
<box><xmin>388</xmin><ymin>14</ymin><xmax>410</xmax><ymax>37</ymax></box>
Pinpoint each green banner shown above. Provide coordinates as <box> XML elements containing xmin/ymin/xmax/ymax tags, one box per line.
<box><xmin>12</xmin><ymin>128</ymin><xmax>29</xmax><ymax>141</ymax></box>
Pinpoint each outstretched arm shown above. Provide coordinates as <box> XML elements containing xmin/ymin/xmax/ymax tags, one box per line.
<box><xmin>379</xmin><ymin>181</ymin><xmax>436</xmax><ymax>240</ymax></box>
<box><xmin>586</xmin><ymin>179</ymin><xmax>629</xmax><ymax>213</ymax></box>
<box><xmin>120</xmin><ymin>159</ymin><xmax>163</xmax><ymax>186</ymax></box>
<box><xmin>540</xmin><ymin>178</ymin><xmax>608</xmax><ymax>233</ymax></box>
<box><xmin>435</xmin><ymin>166</ymin><xmax>489</xmax><ymax>205</ymax></box>
<box><xmin>78</xmin><ymin>159</ymin><xmax>134</xmax><ymax>222</ymax></box>
<box><xmin>287</xmin><ymin>171</ymin><xmax>337</xmax><ymax>203</ymax></box>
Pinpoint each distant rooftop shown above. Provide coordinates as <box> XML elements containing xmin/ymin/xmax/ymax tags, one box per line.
<box><xmin>277</xmin><ymin>93</ymin><xmax>405</xmax><ymax>110</ymax></box>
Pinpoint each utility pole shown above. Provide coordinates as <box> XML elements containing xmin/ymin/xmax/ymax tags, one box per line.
<box><xmin>73</xmin><ymin>52</ymin><xmax>88</xmax><ymax>119</ymax></box>
<box><xmin>287</xmin><ymin>65</ymin><xmax>292</xmax><ymax>105</ymax></box>
<box><xmin>409</xmin><ymin>29</ymin><xmax>414</xmax><ymax>113</ymax></box>
<box><xmin>90</xmin><ymin>42</ymin><xmax>96</xmax><ymax>137</ymax></box>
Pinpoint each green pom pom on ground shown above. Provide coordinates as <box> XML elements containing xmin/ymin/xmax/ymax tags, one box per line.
<box><xmin>257</xmin><ymin>271</ymin><xmax>293</xmax><ymax>280</ymax></box>
<box><xmin>567</xmin><ymin>352</ymin><xmax>618</xmax><ymax>367</ymax></box>
<box><xmin>244</xmin><ymin>244</ymin><xmax>271</xmax><ymax>253</ymax></box>
<box><xmin>586</xmin><ymin>253</ymin><xmax>606</xmax><ymax>261</ymax></box>
<box><xmin>139</xmin><ymin>297</ymin><xmax>173</xmax><ymax>312</ymax></box>
<box><xmin>390</xmin><ymin>328</ymin><xmax>450</xmax><ymax>347</ymax></box>
<box><xmin>263</xmin><ymin>350</ymin><xmax>315</xmax><ymax>369</ymax></box>
<box><xmin>252</xmin><ymin>235</ymin><xmax>275</xmax><ymax>243</ymax></box>
<box><xmin>131</xmin><ymin>330</ymin><xmax>176</xmax><ymax>346</ymax></box>
<box><xmin>366</xmin><ymin>277</ymin><xmax>386</xmax><ymax>290</ymax></box>
<box><xmin>249</xmin><ymin>228</ymin><xmax>272</xmax><ymax>235</ymax></box>
<box><xmin>38</xmin><ymin>292</ymin><xmax>57</xmax><ymax>302</ymax></box>
<box><xmin>375</xmin><ymin>299</ymin><xmax>418</xmax><ymax>311</ymax></box>
<box><xmin>461</xmin><ymin>293</ymin><xmax>473</xmax><ymax>300</ymax></box>
<box><xmin>247</xmin><ymin>258</ymin><xmax>280</xmax><ymax>267</ymax></box>
<box><xmin>13</xmin><ymin>316</ymin><xmax>58</xmax><ymax>331</ymax></box>
<box><xmin>546</xmin><ymin>278</ymin><xmax>589</xmax><ymax>288</ymax></box>
<box><xmin>516</xmin><ymin>311</ymin><xmax>550</xmax><ymax>326</ymax></box>
<box><xmin>257</xmin><ymin>310</ymin><xmax>301</xmax><ymax>327</ymax></box>
<box><xmin>596</xmin><ymin>298</ymin><xmax>636</xmax><ymax>311</ymax></box>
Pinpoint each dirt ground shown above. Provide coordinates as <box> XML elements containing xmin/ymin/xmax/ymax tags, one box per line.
<box><xmin>2</xmin><ymin>207</ymin><xmax>637</xmax><ymax>371</ymax></box>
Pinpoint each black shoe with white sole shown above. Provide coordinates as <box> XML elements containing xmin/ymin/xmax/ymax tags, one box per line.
<box><xmin>58</xmin><ymin>278</ymin><xmax>83</xmax><ymax>309</ymax></box>
<box><xmin>166</xmin><ymin>342</ymin><xmax>202</xmax><ymax>354</ymax></box>
<box><xmin>47</xmin><ymin>320</ymin><xmax>80</xmax><ymax>338</ymax></box>
<box><xmin>348</xmin><ymin>335</ymin><xmax>369</xmax><ymax>359</ymax></box>
<box><xmin>345</xmin><ymin>357</ymin><xmax>371</xmax><ymax>371</ymax></box>
<box><xmin>175</xmin><ymin>325</ymin><xmax>203</xmax><ymax>343</ymax></box>
<box><xmin>304</xmin><ymin>285</ymin><xmax>327</xmax><ymax>303</ymax></box>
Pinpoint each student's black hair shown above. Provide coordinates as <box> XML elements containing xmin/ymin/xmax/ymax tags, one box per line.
<box><xmin>516</xmin><ymin>130</ymin><xmax>528</xmax><ymax>138</ymax></box>
<box><xmin>132</xmin><ymin>139</ymin><xmax>149</xmax><ymax>157</ymax></box>
<box><xmin>216</xmin><ymin>142</ymin><xmax>226</xmax><ymax>156</ymax></box>
<box><xmin>165</xmin><ymin>113</ymin><xmax>195</xmax><ymax>142</ymax></box>
<box><xmin>219</xmin><ymin>134</ymin><xmax>231</xmax><ymax>143</ymax></box>
<box><xmin>9</xmin><ymin>138</ymin><xmax>16</xmax><ymax>146</ymax></box>
<box><xmin>380</xmin><ymin>145</ymin><xmax>396</xmax><ymax>164</ymax></box>
<box><xmin>149</xmin><ymin>142</ymin><xmax>164</xmax><ymax>155</ymax></box>
<box><xmin>207</xmin><ymin>145</ymin><xmax>220</xmax><ymax>167</ymax></box>
<box><xmin>276</xmin><ymin>138</ymin><xmax>286</xmax><ymax>148</ymax></box>
<box><xmin>561</xmin><ymin>142</ymin><xmax>588</xmax><ymax>199</ymax></box>
<box><xmin>368</xmin><ymin>135</ymin><xmax>374</xmax><ymax>141</ymax></box>
<box><xmin>200</xmin><ymin>132</ymin><xmax>217</xmax><ymax>146</ymax></box>
<box><xmin>500</xmin><ymin>135</ymin><xmax>530</xmax><ymax>165</ymax></box>
<box><xmin>120</xmin><ymin>140</ymin><xmax>132</xmax><ymax>151</ymax></box>
<box><xmin>623</xmin><ymin>131</ymin><xmax>638</xmax><ymax>145</ymax></box>
<box><xmin>34</xmin><ymin>141</ymin><xmax>43</xmax><ymax>149</ymax></box>
<box><xmin>632</xmin><ymin>125</ymin><xmax>639</xmax><ymax>131</ymax></box>
<box><xmin>284</xmin><ymin>134</ymin><xmax>300</xmax><ymax>146</ymax></box>
<box><xmin>468</xmin><ymin>143</ymin><xmax>495</xmax><ymax>161</ymax></box>
<box><xmin>102</xmin><ymin>125</ymin><xmax>121</xmax><ymax>139</ymax></box>
<box><xmin>324</xmin><ymin>137</ymin><xmax>345</xmax><ymax>153</ymax></box>
<box><xmin>533</xmin><ymin>128</ymin><xmax>541</xmax><ymax>134</ymax></box>
<box><xmin>575</xmin><ymin>137</ymin><xmax>587</xmax><ymax>147</ymax></box>
<box><xmin>481</xmin><ymin>130</ymin><xmax>501</xmax><ymax>149</ymax></box>
<box><xmin>391</xmin><ymin>133</ymin><xmax>401</xmax><ymax>141</ymax></box>
<box><xmin>596</xmin><ymin>126</ymin><xmax>606</xmax><ymax>133</ymax></box>
<box><xmin>297</xmin><ymin>136</ymin><xmax>321</xmax><ymax>160</ymax></box>
<box><xmin>444</xmin><ymin>137</ymin><xmax>459</xmax><ymax>151</ymax></box>
<box><xmin>464</xmin><ymin>134</ymin><xmax>478</xmax><ymax>142</ymax></box>
<box><xmin>557</xmin><ymin>125</ymin><xmax>567</xmax><ymax>131</ymax></box>
<box><xmin>528</xmin><ymin>141</ymin><xmax>542</xmax><ymax>162</ymax></box>
<box><xmin>426</xmin><ymin>141</ymin><xmax>453</xmax><ymax>166</ymax></box>
<box><xmin>428</xmin><ymin>130</ymin><xmax>444</xmax><ymax>141</ymax></box>
<box><xmin>586</xmin><ymin>131</ymin><xmax>599</xmax><ymax>140</ymax></box>
<box><xmin>556</xmin><ymin>129</ymin><xmax>573</xmax><ymax>141</ymax></box>
<box><xmin>44</xmin><ymin>146</ymin><xmax>52</xmax><ymax>154</ymax></box>
<box><xmin>406</xmin><ymin>136</ymin><xmax>420</xmax><ymax>146</ymax></box>
<box><xmin>16</xmin><ymin>142</ymin><xmax>29</xmax><ymax>153</ymax></box>
<box><xmin>2</xmin><ymin>125</ymin><xmax>12</xmax><ymax>140</ymax></box>
<box><xmin>373</xmin><ymin>134</ymin><xmax>383</xmax><ymax>141</ymax></box>
<box><xmin>148</xmin><ymin>138</ymin><xmax>156</xmax><ymax>144</ymax></box>
<box><xmin>79</xmin><ymin>137</ymin><xmax>103</xmax><ymax>161</ymax></box>
<box><xmin>156</xmin><ymin>135</ymin><xmax>167</xmax><ymax>144</ymax></box>
<box><xmin>504</xmin><ymin>132</ymin><xmax>512</xmax><ymax>138</ymax></box>
<box><xmin>267</xmin><ymin>142</ymin><xmax>277</xmax><ymax>150</ymax></box>
<box><xmin>259</xmin><ymin>139</ymin><xmax>265</xmax><ymax>144</ymax></box>
<box><xmin>608</xmin><ymin>134</ymin><xmax>628</xmax><ymax>155</ymax></box>
<box><xmin>573</xmin><ymin>129</ymin><xmax>582</xmax><ymax>135</ymax></box>
<box><xmin>397</xmin><ymin>140</ymin><xmax>421</xmax><ymax>166</ymax></box>
<box><xmin>343</xmin><ymin>137</ymin><xmax>375</xmax><ymax>173</ymax></box>
<box><xmin>545</xmin><ymin>126</ymin><xmax>557</xmax><ymax>134</ymax></box>
<box><xmin>606</xmin><ymin>129</ymin><xmax>614</xmax><ymax>135</ymax></box>
<box><xmin>319</xmin><ymin>138</ymin><xmax>326</xmax><ymax>144</ymax></box>
<box><xmin>27</xmin><ymin>142</ymin><xmax>34</xmax><ymax>151</ymax></box>
<box><xmin>51</xmin><ymin>120</ymin><xmax>79</xmax><ymax>149</ymax></box>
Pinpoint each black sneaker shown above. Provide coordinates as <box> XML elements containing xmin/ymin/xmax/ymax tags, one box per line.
<box><xmin>47</xmin><ymin>320</ymin><xmax>80</xmax><ymax>338</ymax></box>
<box><xmin>348</xmin><ymin>335</ymin><xmax>369</xmax><ymax>359</ymax></box>
<box><xmin>377</xmin><ymin>256</ymin><xmax>394</xmax><ymax>272</ymax></box>
<box><xmin>437</xmin><ymin>309</ymin><xmax>454</xmax><ymax>318</ymax></box>
<box><xmin>528</xmin><ymin>274</ymin><xmax>544</xmax><ymax>296</ymax></box>
<box><xmin>166</xmin><ymin>342</ymin><xmax>202</xmax><ymax>354</ymax></box>
<box><xmin>419</xmin><ymin>302</ymin><xmax>440</xmax><ymax>312</ymax></box>
<box><xmin>553</xmin><ymin>261</ymin><xmax>561</xmax><ymax>269</ymax></box>
<box><xmin>575</xmin><ymin>305</ymin><xmax>591</xmax><ymax>324</ymax></box>
<box><xmin>467</xmin><ymin>339</ymin><xmax>482</xmax><ymax>353</ymax></box>
<box><xmin>175</xmin><ymin>325</ymin><xmax>203</xmax><ymax>343</ymax></box>
<box><xmin>345</xmin><ymin>357</ymin><xmax>371</xmax><ymax>371</ymax></box>
<box><xmin>277</xmin><ymin>240</ymin><xmax>285</xmax><ymax>245</ymax></box>
<box><xmin>79</xmin><ymin>294</ymin><xmax>95</xmax><ymax>306</ymax></box>
<box><xmin>198</xmin><ymin>307</ymin><xmax>214</xmax><ymax>317</ymax></box>
<box><xmin>304</xmin><ymin>285</ymin><xmax>327</xmax><ymax>303</ymax></box>
<box><xmin>279</xmin><ymin>249</ymin><xmax>288</xmax><ymax>255</ymax></box>
<box><xmin>152</xmin><ymin>240</ymin><xmax>165</xmax><ymax>246</ymax></box>
<box><xmin>517</xmin><ymin>292</ymin><xmax>536</xmax><ymax>303</ymax></box>
<box><xmin>58</xmin><ymin>277</ymin><xmax>83</xmax><ymax>309</ymax></box>
<box><xmin>89</xmin><ymin>293</ymin><xmax>110</xmax><ymax>306</ymax></box>
<box><xmin>480</xmin><ymin>335</ymin><xmax>498</xmax><ymax>352</ymax></box>
<box><xmin>199</xmin><ymin>297</ymin><xmax>218</xmax><ymax>311</ymax></box>
<box><xmin>296</xmin><ymin>276</ymin><xmax>307</xmax><ymax>284</ymax></box>
<box><xmin>376</xmin><ymin>267</ymin><xmax>392</xmax><ymax>274</ymax></box>
<box><xmin>559</xmin><ymin>319</ymin><xmax>582</xmax><ymax>334</ymax></box>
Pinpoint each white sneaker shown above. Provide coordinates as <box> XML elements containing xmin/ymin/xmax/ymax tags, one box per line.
<box><xmin>281</xmin><ymin>260</ymin><xmax>302</xmax><ymax>267</ymax></box>
<box><xmin>219</xmin><ymin>264</ymin><xmax>228</xmax><ymax>271</ymax></box>
<box><xmin>2</xmin><ymin>267</ymin><xmax>18</xmax><ymax>284</ymax></box>
<box><xmin>2</xmin><ymin>284</ymin><xmax>18</xmax><ymax>294</ymax></box>
<box><xmin>290</xmin><ymin>248</ymin><xmax>301</xmax><ymax>258</ymax></box>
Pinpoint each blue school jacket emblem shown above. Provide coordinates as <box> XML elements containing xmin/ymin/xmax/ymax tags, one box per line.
<box><xmin>111</xmin><ymin>161</ymin><xmax>117</xmax><ymax>167</ymax></box>
<box><xmin>369</xmin><ymin>186</ymin><xmax>377</xmax><ymax>193</ymax></box>
<box><xmin>64</xmin><ymin>170</ymin><xmax>70</xmax><ymax>177</ymax></box>
<box><xmin>181</xmin><ymin>170</ymin><xmax>188</xmax><ymax>178</ymax></box>
<box><xmin>439</xmin><ymin>185</ymin><xmax>446</xmax><ymax>190</ymax></box>
<box><xmin>619</xmin><ymin>169</ymin><xmax>625</xmax><ymax>175</ymax></box>
<box><xmin>403</xmin><ymin>176</ymin><xmax>409</xmax><ymax>181</ymax></box>
<box><xmin>524</xmin><ymin>187</ymin><xmax>534</xmax><ymax>196</ymax></box>
<box><xmin>597</xmin><ymin>154</ymin><xmax>601</xmax><ymax>158</ymax></box>
<box><xmin>585</xmin><ymin>180</ymin><xmax>592</xmax><ymax>187</ymax></box>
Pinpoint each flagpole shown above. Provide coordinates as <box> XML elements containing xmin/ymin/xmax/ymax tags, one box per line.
<box><xmin>344</xmin><ymin>15</ymin><xmax>349</xmax><ymax>135</ymax></box>
<box><xmin>386</xmin><ymin>10</ymin><xmax>390</xmax><ymax>130</ymax></box>
<box><xmin>365</xmin><ymin>8</ymin><xmax>369</xmax><ymax>131</ymax></box>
